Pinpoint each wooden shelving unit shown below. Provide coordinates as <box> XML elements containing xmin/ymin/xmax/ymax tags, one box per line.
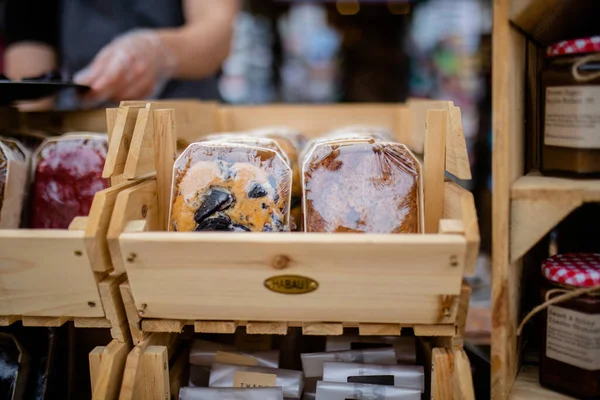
<box><xmin>492</xmin><ymin>0</ymin><xmax>600</xmax><ymax>399</ymax></box>
<box><xmin>508</xmin><ymin>367</ymin><xmax>575</xmax><ymax>400</ymax></box>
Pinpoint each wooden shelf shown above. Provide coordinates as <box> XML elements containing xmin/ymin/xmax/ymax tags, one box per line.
<box><xmin>510</xmin><ymin>173</ymin><xmax>600</xmax><ymax>262</ymax></box>
<box><xmin>510</xmin><ymin>0</ymin><xmax>600</xmax><ymax>47</ymax></box>
<box><xmin>509</xmin><ymin>366</ymin><xmax>576</xmax><ymax>400</ymax></box>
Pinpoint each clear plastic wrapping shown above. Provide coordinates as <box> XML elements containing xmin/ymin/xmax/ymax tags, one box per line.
<box><xmin>325</xmin><ymin>336</ymin><xmax>416</xmax><ymax>365</ymax></box>
<box><xmin>209</xmin><ymin>362</ymin><xmax>304</xmax><ymax>399</ymax></box>
<box><xmin>325</xmin><ymin>125</ymin><xmax>393</xmax><ymax>141</ymax></box>
<box><xmin>169</xmin><ymin>142</ymin><xmax>292</xmax><ymax>232</ymax></box>
<box><xmin>321</xmin><ymin>362</ymin><xmax>424</xmax><ymax>392</ymax></box>
<box><xmin>301</xmin><ymin>348</ymin><xmax>396</xmax><ymax>378</ymax></box>
<box><xmin>30</xmin><ymin>133</ymin><xmax>109</xmax><ymax>229</ymax></box>
<box><xmin>0</xmin><ymin>138</ymin><xmax>29</xmax><ymax>229</ymax></box>
<box><xmin>315</xmin><ymin>381</ymin><xmax>421</xmax><ymax>400</ymax></box>
<box><xmin>248</xmin><ymin>127</ymin><xmax>306</xmax><ymax>198</ymax></box>
<box><xmin>202</xmin><ymin>134</ymin><xmax>292</xmax><ymax>167</ymax></box>
<box><xmin>302</xmin><ymin>140</ymin><xmax>421</xmax><ymax>233</ymax></box>
<box><xmin>189</xmin><ymin>339</ymin><xmax>280</xmax><ymax>368</ymax></box>
<box><xmin>179</xmin><ymin>387</ymin><xmax>284</xmax><ymax>400</ymax></box>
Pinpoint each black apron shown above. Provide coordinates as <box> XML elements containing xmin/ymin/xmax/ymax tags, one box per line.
<box><xmin>58</xmin><ymin>0</ymin><xmax>219</xmax><ymax>108</ymax></box>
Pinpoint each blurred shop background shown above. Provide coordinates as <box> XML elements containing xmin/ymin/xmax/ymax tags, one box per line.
<box><xmin>0</xmin><ymin>0</ymin><xmax>492</xmax><ymax>391</ymax></box>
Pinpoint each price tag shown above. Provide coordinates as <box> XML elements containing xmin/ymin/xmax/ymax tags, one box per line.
<box><xmin>233</xmin><ymin>371</ymin><xmax>276</xmax><ymax>388</ymax></box>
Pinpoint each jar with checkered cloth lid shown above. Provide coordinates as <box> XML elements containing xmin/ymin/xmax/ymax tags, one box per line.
<box><xmin>539</xmin><ymin>253</ymin><xmax>600</xmax><ymax>399</ymax></box>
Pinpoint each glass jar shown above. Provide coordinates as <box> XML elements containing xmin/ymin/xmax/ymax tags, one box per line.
<box><xmin>539</xmin><ymin>253</ymin><xmax>600</xmax><ymax>399</ymax></box>
<box><xmin>540</xmin><ymin>37</ymin><xmax>600</xmax><ymax>177</ymax></box>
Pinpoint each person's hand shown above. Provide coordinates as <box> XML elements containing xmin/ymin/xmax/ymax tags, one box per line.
<box><xmin>74</xmin><ymin>30</ymin><xmax>177</xmax><ymax>102</ymax></box>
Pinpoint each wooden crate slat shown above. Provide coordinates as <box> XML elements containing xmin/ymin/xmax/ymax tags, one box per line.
<box><xmin>0</xmin><ymin>230</ymin><xmax>104</xmax><ymax>317</ymax></box>
<box><xmin>194</xmin><ymin>321</ymin><xmax>238</xmax><ymax>334</ymax></box>
<box><xmin>357</xmin><ymin>323</ymin><xmax>402</xmax><ymax>336</ymax></box>
<box><xmin>120</xmin><ymin>232</ymin><xmax>466</xmax><ymax>323</ymax></box>
<box><xmin>302</xmin><ymin>323</ymin><xmax>344</xmax><ymax>336</ymax></box>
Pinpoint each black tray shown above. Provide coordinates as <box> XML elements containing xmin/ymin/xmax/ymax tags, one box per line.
<box><xmin>0</xmin><ymin>81</ymin><xmax>90</xmax><ymax>105</ymax></box>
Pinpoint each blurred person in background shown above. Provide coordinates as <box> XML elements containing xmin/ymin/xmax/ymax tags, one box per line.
<box><xmin>3</xmin><ymin>0</ymin><xmax>239</xmax><ymax>109</ymax></box>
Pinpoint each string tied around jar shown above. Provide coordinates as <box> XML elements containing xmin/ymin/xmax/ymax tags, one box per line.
<box><xmin>517</xmin><ymin>284</ymin><xmax>600</xmax><ymax>336</ymax></box>
<box><xmin>572</xmin><ymin>54</ymin><xmax>600</xmax><ymax>82</ymax></box>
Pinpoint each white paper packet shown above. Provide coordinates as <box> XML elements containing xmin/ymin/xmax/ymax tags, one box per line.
<box><xmin>322</xmin><ymin>362</ymin><xmax>424</xmax><ymax>392</ymax></box>
<box><xmin>179</xmin><ymin>386</ymin><xmax>284</xmax><ymax>400</ymax></box>
<box><xmin>301</xmin><ymin>348</ymin><xmax>396</xmax><ymax>378</ymax></box>
<box><xmin>325</xmin><ymin>336</ymin><xmax>416</xmax><ymax>364</ymax></box>
<box><xmin>209</xmin><ymin>362</ymin><xmax>304</xmax><ymax>399</ymax></box>
<box><xmin>315</xmin><ymin>381</ymin><xmax>421</xmax><ymax>400</ymax></box>
<box><xmin>189</xmin><ymin>339</ymin><xmax>280</xmax><ymax>368</ymax></box>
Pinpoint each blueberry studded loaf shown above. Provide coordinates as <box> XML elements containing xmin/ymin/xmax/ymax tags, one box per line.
<box><xmin>170</xmin><ymin>142</ymin><xmax>292</xmax><ymax>232</ymax></box>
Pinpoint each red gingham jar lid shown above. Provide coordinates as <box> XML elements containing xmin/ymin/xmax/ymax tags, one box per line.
<box><xmin>547</xmin><ymin>36</ymin><xmax>600</xmax><ymax>57</ymax></box>
<box><xmin>542</xmin><ymin>253</ymin><xmax>600</xmax><ymax>288</ymax></box>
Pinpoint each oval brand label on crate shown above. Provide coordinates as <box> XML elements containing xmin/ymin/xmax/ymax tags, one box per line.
<box><xmin>264</xmin><ymin>275</ymin><xmax>319</xmax><ymax>294</ymax></box>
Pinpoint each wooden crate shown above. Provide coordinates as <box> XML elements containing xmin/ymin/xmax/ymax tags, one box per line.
<box><xmin>100</xmin><ymin>100</ymin><xmax>479</xmax><ymax>344</ymax></box>
<box><xmin>0</xmin><ymin>108</ymin><xmax>142</xmax><ymax>400</ymax></box>
<box><xmin>118</xmin><ymin>331</ymin><xmax>475</xmax><ymax>400</ymax></box>
<box><xmin>491</xmin><ymin>1</ymin><xmax>600</xmax><ymax>399</ymax></box>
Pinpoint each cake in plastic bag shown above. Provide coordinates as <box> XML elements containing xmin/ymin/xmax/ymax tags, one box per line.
<box><xmin>0</xmin><ymin>138</ymin><xmax>29</xmax><ymax>228</ymax></box>
<box><xmin>202</xmin><ymin>134</ymin><xmax>291</xmax><ymax>166</ymax></box>
<box><xmin>315</xmin><ymin>381</ymin><xmax>421</xmax><ymax>400</ymax></box>
<box><xmin>302</xmin><ymin>139</ymin><xmax>421</xmax><ymax>233</ymax></box>
<box><xmin>30</xmin><ymin>134</ymin><xmax>109</xmax><ymax>229</ymax></box>
<box><xmin>170</xmin><ymin>142</ymin><xmax>292</xmax><ymax>232</ymax></box>
<box><xmin>249</xmin><ymin>127</ymin><xmax>306</xmax><ymax>198</ymax></box>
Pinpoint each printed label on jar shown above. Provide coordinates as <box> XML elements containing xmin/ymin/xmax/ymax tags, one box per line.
<box><xmin>546</xmin><ymin>305</ymin><xmax>600</xmax><ymax>370</ymax></box>
<box><xmin>545</xmin><ymin>86</ymin><xmax>600</xmax><ymax>149</ymax></box>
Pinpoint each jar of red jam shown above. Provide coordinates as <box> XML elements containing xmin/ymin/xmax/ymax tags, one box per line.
<box><xmin>541</xmin><ymin>37</ymin><xmax>600</xmax><ymax>176</ymax></box>
<box><xmin>539</xmin><ymin>253</ymin><xmax>600</xmax><ymax>399</ymax></box>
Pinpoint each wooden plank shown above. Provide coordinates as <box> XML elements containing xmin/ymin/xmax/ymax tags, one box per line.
<box><xmin>120</xmin><ymin>232</ymin><xmax>466</xmax><ymax>324</ymax></box>
<box><xmin>456</xmin><ymin>280</ymin><xmax>472</xmax><ymax>338</ymax></box>
<box><xmin>120</xmin><ymin>333</ymin><xmax>179</xmax><ymax>400</ymax></box>
<box><xmin>0</xmin><ymin>316</ymin><xmax>20</xmax><ymax>326</ymax></box>
<box><xmin>194</xmin><ymin>321</ymin><xmax>238</xmax><ymax>334</ymax></box>
<box><xmin>0</xmin><ymin>230</ymin><xmax>104</xmax><ymax>317</ymax></box>
<box><xmin>119</xmin><ymin>281</ymin><xmax>146</xmax><ymax>345</ymax></box>
<box><xmin>74</xmin><ymin>318</ymin><xmax>112</xmax><ymax>329</ymax></box>
<box><xmin>107</xmin><ymin>179</ymin><xmax>159</xmax><ymax>274</ymax></box>
<box><xmin>246</xmin><ymin>322</ymin><xmax>288</xmax><ymax>335</ymax></box>
<box><xmin>106</xmin><ymin>108</ymin><xmax>118</xmax><ymax>141</ymax></box>
<box><xmin>509</xmin><ymin>366</ymin><xmax>574</xmax><ymax>400</ymax></box>
<box><xmin>141</xmin><ymin>319</ymin><xmax>185</xmax><ymax>333</ymax></box>
<box><xmin>68</xmin><ymin>216</ymin><xmax>89</xmax><ymax>231</ymax></box>
<box><xmin>413</xmin><ymin>324</ymin><xmax>455</xmax><ymax>337</ymax></box>
<box><xmin>89</xmin><ymin>346</ymin><xmax>105</xmax><ymax>393</ymax></box>
<box><xmin>453</xmin><ymin>348</ymin><xmax>475</xmax><ymax>400</ymax></box>
<box><xmin>431</xmin><ymin>348</ymin><xmax>453</xmax><ymax>400</ymax></box>
<box><xmin>103</xmin><ymin>105</ymin><xmax>143</xmax><ymax>178</ymax></box>
<box><xmin>446</xmin><ymin>106</ymin><xmax>472</xmax><ymax>180</ymax></box>
<box><xmin>86</xmin><ymin>179</ymin><xmax>142</xmax><ymax>272</ymax></box>
<box><xmin>424</xmin><ymin>110</ymin><xmax>447</xmax><ymax>234</ymax></box>
<box><xmin>98</xmin><ymin>273</ymin><xmax>129</xmax><ymax>342</ymax></box>
<box><xmin>219</xmin><ymin>104</ymin><xmax>405</xmax><ymax>139</ymax></box>
<box><xmin>511</xmin><ymin>173</ymin><xmax>600</xmax><ymax>201</ymax></box>
<box><xmin>92</xmin><ymin>339</ymin><xmax>131</xmax><ymax>400</ymax></box>
<box><xmin>492</xmin><ymin>0</ymin><xmax>527</xmax><ymax>391</ymax></box>
<box><xmin>443</xmin><ymin>181</ymin><xmax>480</xmax><ymax>276</ymax></box>
<box><xmin>144</xmin><ymin>346</ymin><xmax>170</xmax><ymax>400</ymax></box>
<box><xmin>302</xmin><ymin>323</ymin><xmax>344</xmax><ymax>336</ymax></box>
<box><xmin>358</xmin><ymin>323</ymin><xmax>402</xmax><ymax>336</ymax></box>
<box><xmin>124</xmin><ymin>108</ymin><xmax>154</xmax><ymax>179</ymax></box>
<box><xmin>153</xmin><ymin>109</ymin><xmax>176</xmax><ymax>231</ymax></box>
<box><xmin>510</xmin><ymin>0</ymin><xmax>563</xmax><ymax>42</ymax></box>
<box><xmin>21</xmin><ymin>316</ymin><xmax>70</xmax><ymax>327</ymax></box>
<box><xmin>406</xmin><ymin>99</ymin><xmax>450</xmax><ymax>154</ymax></box>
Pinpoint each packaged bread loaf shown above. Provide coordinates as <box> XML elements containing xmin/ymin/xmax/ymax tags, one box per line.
<box><xmin>0</xmin><ymin>138</ymin><xmax>29</xmax><ymax>229</ymax></box>
<box><xmin>249</xmin><ymin>127</ymin><xmax>306</xmax><ymax>198</ymax></box>
<box><xmin>302</xmin><ymin>139</ymin><xmax>421</xmax><ymax>233</ymax></box>
<box><xmin>30</xmin><ymin>134</ymin><xmax>109</xmax><ymax>229</ymax></box>
<box><xmin>322</xmin><ymin>362</ymin><xmax>424</xmax><ymax>392</ymax></box>
<box><xmin>170</xmin><ymin>142</ymin><xmax>292</xmax><ymax>232</ymax></box>
<box><xmin>190</xmin><ymin>339</ymin><xmax>280</xmax><ymax>368</ymax></box>
<box><xmin>301</xmin><ymin>348</ymin><xmax>396</xmax><ymax>378</ymax></box>
<box><xmin>180</xmin><ymin>387</ymin><xmax>284</xmax><ymax>400</ymax></box>
<box><xmin>315</xmin><ymin>381</ymin><xmax>421</xmax><ymax>400</ymax></box>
